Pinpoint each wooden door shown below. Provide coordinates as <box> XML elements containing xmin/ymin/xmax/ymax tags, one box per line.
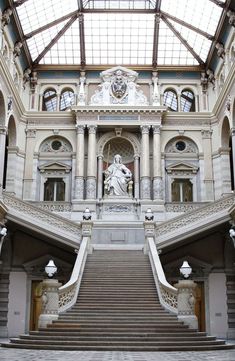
<box><xmin>194</xmin><ymin>281</ymin><xmax>205</xmax><ymax>332</ymax></box>
<box><xmin>29</xmin><ymin>281</ymin><xmax>42</xmax><ymax>331</ymax></box>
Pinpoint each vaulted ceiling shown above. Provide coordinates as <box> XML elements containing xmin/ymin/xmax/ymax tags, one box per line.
<box><xmin>8</xmin><ymin>0</ymin><xmax>232</xmax><ymax>69</ymax></box>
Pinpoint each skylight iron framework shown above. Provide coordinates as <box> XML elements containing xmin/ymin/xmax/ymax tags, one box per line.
<box><xmin>8</xmin><ymin>0</ymin><xmax>231</xmax><ymax>69</ymax></box>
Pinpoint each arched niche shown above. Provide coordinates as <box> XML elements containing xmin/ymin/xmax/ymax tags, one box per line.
<box><xmin>7</xmin><ymin>115</ymin><xmax>17</xmax><ymax>147</ymax></box>
<box><xmin>221</xmin><ymin>116</ymin><xmax>230</xmax><ymax>148</ymax></box>
<box><xmin>98</xmin><ymin>131</ymin><xmax>140</xmax><ymax>158</ymax></box>
<box><xmin>0</xmin><ymin>91</ymin><xmax>6</xmax><ymax>126</ymax></box>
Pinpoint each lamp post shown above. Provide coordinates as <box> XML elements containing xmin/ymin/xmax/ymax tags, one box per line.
<box><xmin>38</xmin><ymin>259</ymin><xmax>61</xmax><ymax>329</ymax></box>
<box><xmin>229</xmin><ymin>227</ymin><xmax>235</xmax><ymax>247</ymax></box>
<box><xmin>0</xmin><ymin>226</ymin><xmax>7</xmax><ymax>263</ymax></box>
<box><xmin>174</xmin><ymin>261</ymin><xmax>198</xmax><ymax>330</ymax></box>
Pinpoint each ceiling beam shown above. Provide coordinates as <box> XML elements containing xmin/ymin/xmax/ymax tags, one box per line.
<box><xmin>33</xmin><ymin>14</ymin><xmax>78</xmax><ymax>65</ymax></box>
<box><xmin>161</xmin><ymin>10</ymin><xmax>214</xmax><ymax>40</ymax></box>
<box><xmin>24</xmin><ymin>10</ymin><xmax>78</xmax><ymax>39</ymax></box>
<box><xmin>208</xmin><ymin>0</ymin><xmax>227</xmax><ymax>8</ymax></box>
<box><xmin>78</xmin><ymin>13</ymin><xmax>86</xmax><ymax>67</ymax></box>
<box><xmin>77</xmin><ymin>0</ymin><xmax>84</xmax><ymax>12</ymax></box>
<box><xmin>155</xmin><ymin>0</ymin><xmax>162</xmax><ymax>12</ymax></box>
<box><xmin>13</xmin><ymin>0</ymin><xmax>29</xmax><ymax>7</ymax></box>
<box><xmin>206</xmin><ymin>0</ymin><xmax>231</xmax><ymax>68</ymax></box>
<box><xmin>152</xmin><ymin>13</ymin><xmax>161</xmax><ymax>67</ymax></box>
<box><xmin>162</xmin><ymin>15</ymin><xmax>205</xmax><ymax>65</ymax></box>
<box><xmin>7</xmin><ymin>0</ymin><xmax>32</xmax><ymax>66</ymax></box>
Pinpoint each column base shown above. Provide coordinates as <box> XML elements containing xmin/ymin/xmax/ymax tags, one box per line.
<box><xmin>153</xmin><ymin>177</ymin><xmax>163</xmax><ymax>200</ymax></box>
<box><xmin>86</xmin><ymin>177</ymin><xmax>97</xmax><ymax>199</ymax></box>
<box><xmin>178</xmin><ymin>315</ymin><xmax>198</xmax><ymax>330</ymax></box>
<box><xmin>38</xmin><ymin>314</ymin><xmax>59</xmax><ymax>329</ymax></box>
<box><xmin>74</xmin><ymin>177</ymin><xmax>84</xmax><ymax>200</ymax></box>
<box><xmin>140</xmin><ymin>177</ymin><xmax>151</xmax><ymax>199</ymax></box>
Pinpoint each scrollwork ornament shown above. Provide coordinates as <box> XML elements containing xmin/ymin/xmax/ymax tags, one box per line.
<box><xmin>141</xmin><ymin>177</ymin><xmax>151</xmax><ymax>199</ymax></box>
<box><xmin>153</xmin><ymin>177</ymin><xmax>163</xmax><ymax>200</ymax></box>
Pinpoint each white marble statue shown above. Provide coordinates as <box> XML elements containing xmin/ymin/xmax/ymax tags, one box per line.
<box><xmin>104</xmin><ymin>154</ymin><xmax>132</xmax><ymax>197</ymax></box>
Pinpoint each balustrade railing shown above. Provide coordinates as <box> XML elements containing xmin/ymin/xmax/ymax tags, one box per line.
<box><xmin>58</xmin><ymin>236</ymin><xmax>89</xmax><ymax>313</ymax></box>
<box><xmin>147</xmin><ymin>237</ymin><xmax>178</xmax><ymax>314</ymax></box>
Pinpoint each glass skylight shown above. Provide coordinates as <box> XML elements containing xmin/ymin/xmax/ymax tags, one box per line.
<box><xmin>13</xmin><ymin>0</ymin><xmax>226</xmax><ymax>67</ymax></box>
<box><xmin>84</xmin><ymin>13</ymin><xmax>154</xmax><ymax>65</ymax></box>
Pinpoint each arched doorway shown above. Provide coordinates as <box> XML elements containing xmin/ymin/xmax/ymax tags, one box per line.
<box><xmin>5</xmin><ymin>115</ymin><xmax>17</xmax><ymax>193</ymax></box>
<box><xmin>0</xmin><ymin>91</ymin><xmax>6</xmax><ymax>190</ymax></box>
<box><xmin>221</xmin><ymin>116</ymin><xmax>232</xmax><ymax>194</ymax></box>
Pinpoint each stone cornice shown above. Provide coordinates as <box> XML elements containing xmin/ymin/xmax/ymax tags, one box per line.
<box><xmin>72</xmin><ymin>105</ymin><xmax>167</xmax><ymax>114</ymax></box>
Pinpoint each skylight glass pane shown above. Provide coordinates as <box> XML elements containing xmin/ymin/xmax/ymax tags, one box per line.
<box><xmin>26</xmin><ymin>21</ymin><xmax>68</xmax><ymax>61</ymax></box>
<box><xmin>84</xmin><ymin>0</ymin><xmax>156</xmax><ymax>9</ymax></box>
<box><xmin>41</xmin><ymin>20</ymin><xmax>81</xmax><ymax>64</ymax></box>
<box><xmin>161</xmin><ymin>0</ymin><xmax>223</xmax><ymax>36</ymax></box>
<box><xmin>158</xmin><ymin>22</ymin><xmax>198</xmax><ymax>65</ymax></box>
<box><xmin>16</xmin><ymin>0</ymin><xmax>77</xmax><ymax>34</ymax></box>
<box><xmin>168</xmin><ymin>20</ymin><xmax>212</xmax><ymax>62</ymax></box>
<box><xmin>84</xmin><ymin>13</ymin><xmax>154</xmax><ymax>65</ymax></box>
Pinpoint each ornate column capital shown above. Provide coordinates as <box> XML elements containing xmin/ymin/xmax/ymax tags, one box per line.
<box><xmin>88</xmin><ymin>125</ymin><xmax>97</xmax><ymax>134</ymax></box>
<box><xmin>0</xmin><ymin>126</ymin><xmax>7</xmax><ymax>136</ymax></box>
<box><xmin>201</xmin><ymin>129</ymin><xmax>213</xmax><ymax>139</ymax></box>
<box><xmin>152</xmin><ymin>125</ymin><xmax>161</xmax><ymax>134</ymax></box>
<box><xmin>76</xmin><ymin>124</ymin><xmax>85</xmax><ymax>134</ymax></box>
<box><xmin>25</xmin><ymin>129</ymin><xmax>36</xmax><ymax>138</ymax></box>
<box><xmin>134</xmin><ymin>154</ymin><xmax>140</xmax><ymax>160</ymax></box>
<box><xmin>231</xmin><ymin>128</ymin><xmax>235</xmax><ymax>137</ymax></box>
<box><xmin>140</xmin><ymin>125</ymin><xmax>150</xmax><ymax>134</ymax></box>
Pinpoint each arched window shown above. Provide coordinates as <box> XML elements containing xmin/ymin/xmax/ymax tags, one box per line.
<box><xmin>181</xmin><ymin>89</ymin><xmax>195</xmax><ymax>112</ymax></box>
<box><xmin>163</xmin><ymin>89</ymin><xmax>178</xmax><ymax>111</ymax></box>
<box><xmin>60</xmin><ymin>89</ymin><xmax>74</xmax><ymax>111</ymax></box>
<box><xmin>42</xmin><ymin>88</ymin><xmax>57</xmax><ymax>111</ymax></box>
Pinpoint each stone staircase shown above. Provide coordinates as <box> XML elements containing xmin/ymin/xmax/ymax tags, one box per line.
<box><xmin>2</xmin><ymin>250</ymin><xmax>233</xmax><ymax>351</ymax></box>
<box><xmin>227</xmin><ymin>274</ymin><xmax>235</xmax><ymax>339</ymax></box>
<box><xmin>0</xmin><ymin>271</ymin><xmax>9</xmax><ymax>337</ymax></box>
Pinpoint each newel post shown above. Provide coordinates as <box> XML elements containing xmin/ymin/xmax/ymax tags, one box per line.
<box><xmin>81</xmin><ymin>208</ymin><xmax>93</xmax><ymax>254</ymax></box>
<box><xmin>143</xmin><ymin>208</ymin><xmax>155</xmax><ymax>254</ymax></box>
<box><xmin>38</xmin><ymin>278</ymin><xmax>61</xmax><ymax>329</ymax></box>
<box><xmin>174</xmin><ymin>279</ymin><xmax>198</xmax><ymax>329</ymax></box>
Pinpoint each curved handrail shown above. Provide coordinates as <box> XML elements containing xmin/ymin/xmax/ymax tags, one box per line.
<box><xmin>147</xmin><ymin>237</ymin><xmax>178</xmax><ymax>314</ymax></box>
<box><xmin>58</xmin><ymin>237</ymin><xmax>89</xmax><ymax>313</ymax></box>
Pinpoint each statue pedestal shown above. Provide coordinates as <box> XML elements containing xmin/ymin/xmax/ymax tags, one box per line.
<box><xmin>98</xmin><ymin>198</ymin><xmax>139</xmax><ymax>221</ymax></box>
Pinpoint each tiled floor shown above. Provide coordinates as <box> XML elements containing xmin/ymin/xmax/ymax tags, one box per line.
<box><xmin>1</xmin><ymin>341</ymin><xmax>235</xmax><ymax>361</ymax></box>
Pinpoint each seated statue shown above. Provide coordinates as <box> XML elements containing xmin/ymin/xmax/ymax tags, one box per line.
<box><xmin>104</xmin><ymin>154</ymin><xmax>132</xmax><ymax>197</ymax></box>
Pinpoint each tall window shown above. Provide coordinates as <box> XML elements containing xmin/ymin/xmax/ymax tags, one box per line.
<box><xmin>44</xmin><ymin>178</ymin><xmax>65</xmax><ymax>201</ymax></box>
<box><xmin>60</xmin><ymin>89</ymin><xmax>74</xmax><ymax>110</ymax></box>
<box><xmin>172</xmin><ymin>179</ymin><xmax>193</xmax><ymax>202</ymax></box>
<box><xmin>163</xmin><ymin>89</ymin><xmax>178</xmax><ymax>111</ymax></box>
<box><xmin>42</xmin><ymin>89</ymin><xmax>57</xmax><ymax>111</ymax></box>
<box><xmin>181</xmin><ymin>89</ymin><xmax>195</xmax><ymax>112</ymax></box>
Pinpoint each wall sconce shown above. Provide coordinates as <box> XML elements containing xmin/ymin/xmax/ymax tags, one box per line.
<box><xmin>45</xmin><ymin>260</ymin><xmax>57</xmax><ymax>278</ymax></box>
<box><xmin>83</xmin><ymin>208</ymin><xmax>91</xmax><ymax>220</ymax></box>
<box><xmin>180</xmin><ymin>261</ymin><xmax>192</xmax><ymax>279</ymax></box>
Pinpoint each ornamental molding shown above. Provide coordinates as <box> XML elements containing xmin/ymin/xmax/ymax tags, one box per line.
<box><xmin>90</xmin><ymin>66</ymin><xmax>148</xmax><ymax>106</ymax></box>
<box><xmin>2</xmin><ymin>193</ymin><xmax>81</xmax><ymax>242</ymax></box>
<box><xmin>156</xmin><ymin>194</ymin><xmax>235</xmax><ymax>238</ymax></box>
<box><xmin>38</xmin><ymin>162</ymin><xmax>71</xmax><ymax>174</ymax></box>
<box><xmin>97</xmin><ymin>131</ymin><xmax>140</xmax><ymax>156</ymax></box>
<box><xmin>166</xmin><ymin>162</ymin><xmax>198</xmax><ymax>175</ymax></box>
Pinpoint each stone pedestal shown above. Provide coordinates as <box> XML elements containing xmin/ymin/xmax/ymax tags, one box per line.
<box><xmin>81</xmin><ymin>220</ymin><xmax>93</xmax><ymax>254</ymax></box>
<box><xmin>143</xmin><ymin>220</ymin><xmax>155</xmax><ymax>254</ymax></box>
<box><xmin>38</xmin><ymin>279</ymin><xmax>61</xmax><ymax>328</ymax></box>
<box><xmin>174</xmin><ymin>279</ymin><xmax>198</xmax><ymax>329</ymax></box>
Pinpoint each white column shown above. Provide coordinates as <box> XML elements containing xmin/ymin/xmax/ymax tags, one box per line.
<box><xmin>134</xmin><ymin>155</ymin><xmax>140</xmax><ymax>199</ymax></box>
<box><xmin>86</xmin><ymin>125</ymin><xmax>97</xmax><ymax>199</ymax></box>
<box><xmin>74</xmin><ymin>124</ymin><xmax>85</xmax><ymax>200</ymax></box>
<box><xmin>0</xmin><ymin>126</ymin><xmax>7</xmax><ymax>195</ymax></box>
<box><xmin>140</xmin><ymin>125</ymin><xmax>151</xmax><ymax>199</ymax></box>
<box><xmin>97</xmin><ymin>155</ymin><xmax>103</xmax><ymax>200</ymax></box>
<box><xmin>231</xmin><ymin>128</ymin><xmax>235</xmax><ymax>188</ymax></box>
<box><xmin>152</xmin><ymin>125</ymin><xmax>163</xmax><ymax>200</ymax></box>
<box><xmin>23</xmin><ymin>129</ymin><xmax>36</xmax><ymax>200</ymax></box>
<box><xmin>201</xmin><ymin>130</ymin><xmax>214</xmax><ymax>201</ymax></box>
